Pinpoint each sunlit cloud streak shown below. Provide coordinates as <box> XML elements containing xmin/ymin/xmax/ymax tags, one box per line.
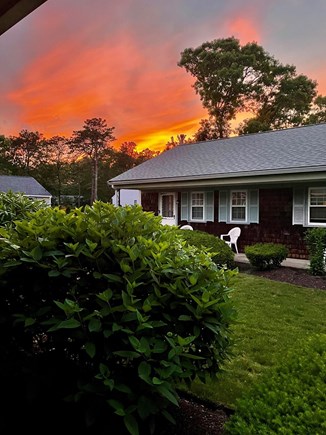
<box><xmin>0</xmin><ymin>0</ymin><xmax>325</xmax><ymax>151</ymax></box>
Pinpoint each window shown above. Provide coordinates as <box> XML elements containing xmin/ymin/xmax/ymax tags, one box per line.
<box><xmin>191</xmin><ymin>192</ymin><xmax>204</xmax><ymax>221</ymax></box>
<box><xmin>181</xmin><ymin>191</ymin><xmax>214</xmax><ymax>222</ymax></box>
<box><xmin>161</xmin><ymin>194</ymin><xmax>174</xmax><ymax>217</ymax></box>
<box><xmin>308</xmin><ymin>188</ymin><xmax>326</xmax><ymax>225</ymax></box>
<box><xmin>230</xmin><ymin>190</ymin><xmax>247</xmax><ymax>222</ymax></box>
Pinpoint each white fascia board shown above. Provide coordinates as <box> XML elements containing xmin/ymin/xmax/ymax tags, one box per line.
<box><xmin>111</xmin><ymin>170</ymin><xmax>326</xmax><ymax>191</ymax></box>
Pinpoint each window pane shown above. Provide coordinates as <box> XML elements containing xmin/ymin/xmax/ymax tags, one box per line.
<box><xmin>192</xmin><ymin>193</ymin><xmax>204</xmax><ymax>206</ymax></box>
<box><xmin>162</xmin><ymin>195</ymin><xmax>174</xmax><ymax>217</ymax></box>
<box><xmin>232</xmin><ymin>207</ymin><xmax>245</xmax><ymax>221</ymax></box>
<box><xmin>310</xmin><ymin>189</ymin><xmax>326</xmax><ymax>206</ymax></box>
<box><xmin>192</xmin><ymin>207</ymin><xmax>203</xmax><ymax>220</ymax></box>
<box><xmin>232</xmin><ymin>191</ymin><xmax>246</xmax><ymax>206</ymax></box>
<box><xmin>310</xmin><ymin>207</ymin><xmax>326</xmax><ymax>223</ymax></box>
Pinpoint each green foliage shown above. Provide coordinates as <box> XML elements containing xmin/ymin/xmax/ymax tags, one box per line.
<box><xmin>179</xmin><ymin>36</ymin><xmax>318</xmax><ymax>138</ymax></box>
<box><xmin>225</xmin><ymin>334</ymin><xmax>326</xmax><ymax>434</ymax></box>
<box><xmin>188</xmin><ymin>273</ymin><xmax>326</xmax><ymax>408</ymax></box>
<box><xmin>304</xmin><ymin>95</ymin><xmax>326</xmax><ymax>125</ymax></box>
<box><xmin>177</xmin><ymin>229</ymin><xmax>235</xmax><ymax>269</ymax></box>
<box><xmin>305</xmin><ymin>228</ymin><xmax>326</xmax><ymax>276</ymax></box>
<box><xmin>6</xmin><ymin>129</ymin><xmax>46</xmax><ymax>173</ymax></box>
<box><xmin>0</xmin><ymin>203</ymin><xmax>236</xmax><ymax>434</ymax></box>
<box><xmin>244</xmin><ymin>243</ymin><xmax>288</xmax><ymax>270</ymax></box>
<box><xmin>0</xmin><ymin>191</ymin><xmax>46</xmax><ymax>228</ymax></box>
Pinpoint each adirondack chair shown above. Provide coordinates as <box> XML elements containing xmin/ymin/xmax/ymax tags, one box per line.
<box><xmin>220</xmin><ymin>227</ymin><xmax>241</xmax><ymax>253</ymax></box>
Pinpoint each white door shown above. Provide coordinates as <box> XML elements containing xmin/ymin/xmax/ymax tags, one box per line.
<box><xmin>159</xmin><ymin>193</ymin><xmax>177</xmax><ymax>226</ymax></box>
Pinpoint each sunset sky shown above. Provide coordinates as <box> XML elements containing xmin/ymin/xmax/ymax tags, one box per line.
<box><xmin>0</xmin><ymin>0</ymin><xmax>325</xmax><ymax>151</ymax></box>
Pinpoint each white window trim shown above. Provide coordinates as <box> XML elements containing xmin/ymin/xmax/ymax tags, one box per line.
<box><xmin>307</xmin><ymin>187</ymin><xmax>326</xmax><ymax>227</ymax></box>
<box><xmin>230</xmin><ymin>190</ymin><xmax>248</xmax><ymax>224</ymax></box>
<box><xmin>190</xmin><ymin>191</ymin><xmax>205</xmax><ymax>222</ymax></box>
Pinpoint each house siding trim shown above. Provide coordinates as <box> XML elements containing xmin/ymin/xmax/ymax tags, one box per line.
<box><xmin>111</xmin><ymin>170</ymin><xmax>326</xmax><ymax>191</ymax></box>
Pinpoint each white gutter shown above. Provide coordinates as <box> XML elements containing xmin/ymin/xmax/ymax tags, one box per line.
<box><xmin>110</xmin><ymin>170</ymin><xmax>326</xmax><ymax>191</ymax></box>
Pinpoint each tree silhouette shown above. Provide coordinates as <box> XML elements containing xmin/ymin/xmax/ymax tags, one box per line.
<box><xmin>69</xmin><ymin>118</ymin><xmax>115</xmax><ymax>204</ymax></box>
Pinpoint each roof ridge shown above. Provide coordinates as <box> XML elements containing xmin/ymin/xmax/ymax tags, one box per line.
<box><xmin>187</xmin><ymin>122</ymin><xmax>326</xmax><ymax>147</ymax></box>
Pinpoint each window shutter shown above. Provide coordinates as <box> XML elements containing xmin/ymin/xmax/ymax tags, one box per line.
<box><xmin>249</xmin><ymin>190</ymin><xmax>259</xmax><ymax>223</ymax></box>
<box><xmin>292</xmin><ymin>188</ymin><xmax>305</xmax><ymax>225</ymax></box>
<box><xmin>205</xmin><ymin>191</ymin><xmax>214</xmax><ymax>222</ymax></box>
<box><xmin>181</xmin><ymin>192</ymin><xmax>189</xmax><ymax>221</ymax></box>
<box><xmin>219</xmin><ymin>191</ymin><xmax>228</xmax><ymax>222</ymax></box>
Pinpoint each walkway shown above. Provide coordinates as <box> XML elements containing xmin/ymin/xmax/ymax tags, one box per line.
<box><xmin>234</xmin><ymin>253</ymin><xmax>310</xmax><ymax>270</ymax></box>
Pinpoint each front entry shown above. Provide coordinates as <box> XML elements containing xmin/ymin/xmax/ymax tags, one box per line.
<box><xmin>159</xmin><ymin>193</ymin><xmax>177</xmax><ymax>226</ymax></box>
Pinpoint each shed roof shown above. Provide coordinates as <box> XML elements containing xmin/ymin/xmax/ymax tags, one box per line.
<box><xmin>0</xmin><ymin>175</ymin><xmax>52</xmax><ymax>196</ymax></box>
<box><xmin>110</xmin><ymin>123</ymin><xmax>326</xmax><ymax>187</ymax></box>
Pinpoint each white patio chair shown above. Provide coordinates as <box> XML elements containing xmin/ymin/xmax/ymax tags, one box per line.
<box><xmin>180</xmin><ymin>224</ymin><xmax>193</xmax><ymax>230</ymax></box>
<box><xmin>220</xmin><ymin>227</ymin><xmax>241</xmax><ymax>253</ymax></box>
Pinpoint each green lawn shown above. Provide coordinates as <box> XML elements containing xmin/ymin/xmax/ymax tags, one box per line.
<box><xmin>188</xmin><ymin>273</ymin><xmax>326</xmax><ymax>408</ymax></box>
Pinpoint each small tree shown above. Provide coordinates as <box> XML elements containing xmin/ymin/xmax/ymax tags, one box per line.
<box><xmin>305</xmin><ymin>228</ymin><xmax>326</xmax><ymax>275</ymax></box>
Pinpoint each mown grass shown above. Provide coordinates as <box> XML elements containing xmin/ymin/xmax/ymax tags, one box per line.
<box><xmin>188</xmin><ymin>273</ymin><xmax>326</xmax><ymax>408</ymax></box>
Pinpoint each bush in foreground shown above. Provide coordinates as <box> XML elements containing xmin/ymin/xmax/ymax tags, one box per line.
<box><xmin>0</xmin><ymin>203</ymin><xmax>236</xmax><ymax>434</ymax></box>
<box><xmin>177</xmin><ymin>229</ymin><xmax>235</xmax><ymax>269</ymax></box>
<box><xmin>0</xmin><ymin>190</ymin><xmax>46</xmax><ymax>228</ymax></box>
<box><xmin>225</xmin><ymin>334</ymin><xmax>326</xmax><ymax>434</ymax></box>
<box><xmin>244</xmin><ymin>243</ymin><xmax>288</xmax><ymax>270</ymax></box>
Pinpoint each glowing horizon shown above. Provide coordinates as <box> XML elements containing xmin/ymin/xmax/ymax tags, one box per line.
<box><xmin>0</xmin><ymin>0</ymin><xmax>325</xmax><ymax>152</ymax></box>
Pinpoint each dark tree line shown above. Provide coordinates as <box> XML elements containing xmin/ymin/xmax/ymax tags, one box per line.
<box><xmin>0</xmin><ymin>118</ymin><xmax>159</xmax><ymax>205</ymax></box>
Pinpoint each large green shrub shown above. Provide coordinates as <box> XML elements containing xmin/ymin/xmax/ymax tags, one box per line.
<box><xmin>0</xmin><ymin>190</ymin><xmax>46</xmax><ymax>228</ymax></box>
<box><xmin>0</xmin><ymin>203</ymin><xmax>236</xmax><ymax>434</ymax></box>
<box><xmin>177</xmin><ymin>229</ymin><xmax>235</xmax><ymax>269</ymax></box>
<box><xmin>244</xmin><ymin>243</ymin><xmax>288</xmax><ymax>270</ymax></box>
<box><xmin>225</xmin><ymin>334</ymin><xmax>326</xmax><ymax>434</ymax></box>
<box><xmin>305</xmin><ymin>228</ymin><xmax>326</xmax><ymax>275</ymax></box>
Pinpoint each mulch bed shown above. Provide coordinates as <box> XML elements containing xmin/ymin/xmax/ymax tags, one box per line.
<box><xmin>236</xmin><ymin>262</ymin><xmax>326</xmax><ymax>290</ymax></box>
<box><xmin>158</xmin><ymin>391</ymin><xmax>232</xmax><ymax>435</ymax></box>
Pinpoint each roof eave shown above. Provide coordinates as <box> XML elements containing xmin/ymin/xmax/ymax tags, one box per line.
<box><xmin>109</xmin><ymin>166</ymin><xmax>326</xmax><ymax>190</ymax></box>
<box><xmin>0</xmin><ymin>0</ymin><xmax>47</xmax><ymax>36</ymax></box>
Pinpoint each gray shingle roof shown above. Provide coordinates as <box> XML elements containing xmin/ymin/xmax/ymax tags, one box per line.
<box><xmin>110</xmin><ymin>123</ymin><xmax>326</xmax><ymax>185</ymax></box>
<box><xmin>0</xmin><ymin>175</ymin><xmax>51</xmax><ymax>196</ymax></box>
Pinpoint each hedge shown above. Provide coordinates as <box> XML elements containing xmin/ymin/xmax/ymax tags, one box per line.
<box><xmin>177</xmin><ymin>229</ymin><xmax>235</xmax><ymax>269</ymax></box>
<box><xmin>245</xmin><ymin>243</ymin><xmax>288</xmax><ymax>270</ymax></box>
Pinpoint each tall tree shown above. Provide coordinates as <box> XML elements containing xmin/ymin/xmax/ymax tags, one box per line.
<box><xmin>0</xmin><ymin>135</ymin><xmax>15</xmax><ymax>174</ymax></box>
<box><xmin>193</xmin><ymin>119</ymin><xmax>222</xmax><ymax>142</ymax></box>
<box><xmin>6</xmin><ymin>130</ymin><xmax>47</xmax><ymax>173</ymax></box>
<box><xmin>179</xmin><ymin>37</ymin><xmax>318</xmax><ymax>137</ymax></box>
<box><xmin>239</xmin><ymin>70</ymin><xmax>317</xmax><ymax>134</ymax></box>
<box><xmin>113</xmin><ymin>142</ymin><xmax>159</xmax><ymax>173</ymax></box>
<box><xmin>69</xmin><ymin>118</ymin><xmax>115</xmax><ymax>204</ymax></box>
<box><xmin>304</xmin><ymin>95</ymin><xmax>326</xmax><ymax>125</ymax></box>
<box><xmin>34</xmin><ymin>136</ymin><xmax>70</xmax><ymax>204</ymax></box>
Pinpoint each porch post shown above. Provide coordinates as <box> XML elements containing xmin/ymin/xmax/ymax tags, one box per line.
<box><xmin>115</xmin><ymin>188</ymin><xmax>121</xmax><ymax>207</ymax></box>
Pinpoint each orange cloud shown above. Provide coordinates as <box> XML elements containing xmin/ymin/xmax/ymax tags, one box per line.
<box><xmin>119</xmin><ymin>114</ymin><xmax>206</xmax><ymax>152</ymax></box>
<box><xmin>7</xmin><ymin>29</ymin><xmax>206</xmax><ymax>149</ymax></box>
